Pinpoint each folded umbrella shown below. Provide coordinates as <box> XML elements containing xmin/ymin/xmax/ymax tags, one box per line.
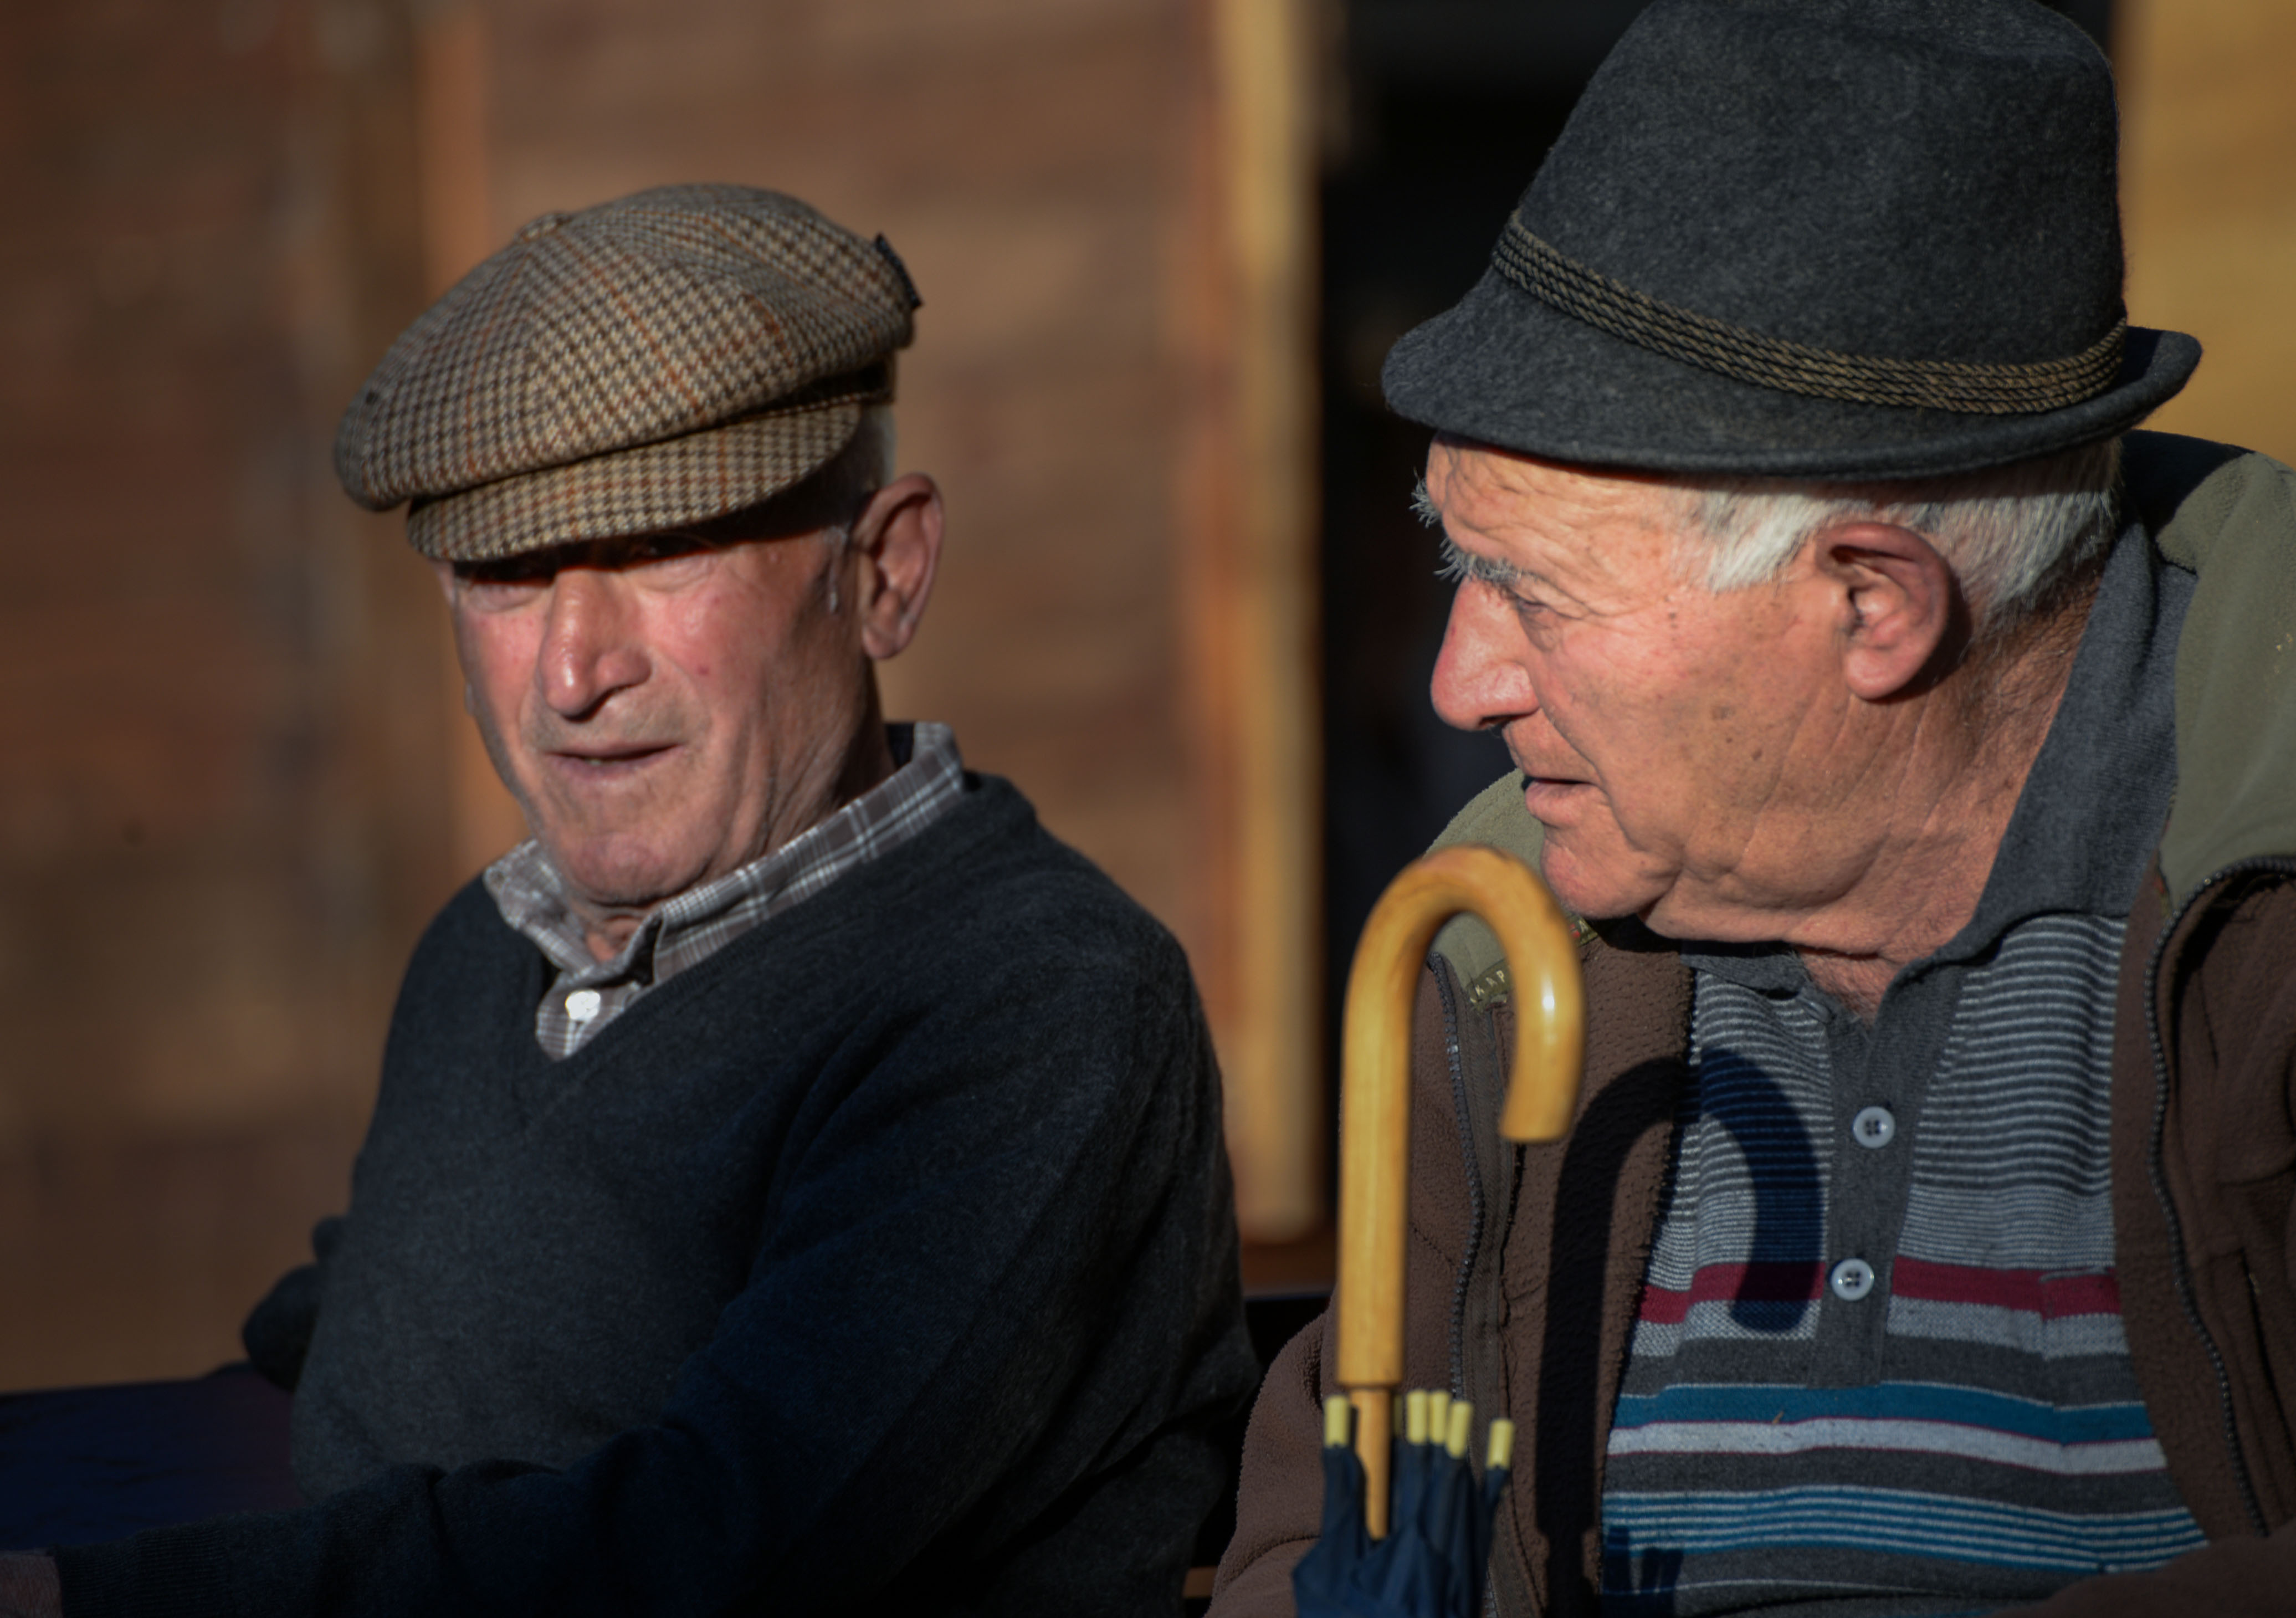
<box><xmin>1303</xmin><ymin>842</ymin><xmax>1577</xmax><ymax>1617</ymax></box>
<box><xmin>1294</xmin><ymin>1389</ymin><xmax>1515</xmax><ymax>1618</ymax></box>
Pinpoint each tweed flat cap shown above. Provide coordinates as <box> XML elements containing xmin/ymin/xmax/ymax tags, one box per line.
<box><xmin>1384</xmin><ymin>0</ymin><xmax>2200</xmax><ymax>480</ymax></box>
<box><xmin>336</xmin><ymin>183</ymin><xmax>921</xmax><ymax>561</ymax></box>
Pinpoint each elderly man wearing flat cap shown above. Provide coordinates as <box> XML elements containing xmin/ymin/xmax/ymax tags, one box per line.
<box><xmin>0</xmin><ymin>185</ymin><xmax>1254</xmax><ymax>1618</ymax></box>
<box><xmin>1216</xmin><ymin>2</ymin><xmax>2296</xmax><ymax>1615</ymax></box>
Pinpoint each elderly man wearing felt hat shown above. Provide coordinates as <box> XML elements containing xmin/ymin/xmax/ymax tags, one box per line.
<box><xmin>1216</xmin><ymin>2</ymin><xmax>2296</xmax><ymax>1615</ymax></box>
<box><xmin>0</xmin><ymin>186</ymin><xmax>1254</xmax><ymax>1617</ymax></box>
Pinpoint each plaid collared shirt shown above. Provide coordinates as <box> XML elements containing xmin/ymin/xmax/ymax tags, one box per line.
<box><xmin>484</xmin><ymin>721</ymin><xmax>967</xmax><ymax>1059</ymax></box>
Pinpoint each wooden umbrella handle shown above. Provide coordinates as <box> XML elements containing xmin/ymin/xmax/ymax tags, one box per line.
<box><xmin>1333</xmin><ymin>844</ymin><xmax>1586</xmax><ymax>1537</ymax></box>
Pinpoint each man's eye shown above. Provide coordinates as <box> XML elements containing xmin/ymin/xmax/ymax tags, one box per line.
<box><xmin>628</xmin><ymin>551</ymin><xmax>712</xmax><ymax>588</ymax></box>
<box><xmin>616</xmin><ymin>534</ymin><xmax>716</xmax><ymax>581</ymax></box>
<box><xmin>457</xmin><ymin>574</ymin><xmax>548</xmax><ymax>609</ymax></box>
<box><xmin>637</xmin><ymin>544</ymin><xmax>706</xmax><ymax>568</ymax></box>
<box><xmin>1499</xmin><ymin>585</ymin><xmax>1556</xmax><ymax>626</ymax></box>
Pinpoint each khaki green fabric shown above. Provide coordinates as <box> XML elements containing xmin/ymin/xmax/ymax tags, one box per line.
<box><xmin>1423</xmin><ymin>770</ymin><xmax>1565</xmax><ymax>1010</ymax></box>
<box><xmin>2136</xmin><ymin>441</ymin><xmax>2296</xmax><ymax>905</ymax></box>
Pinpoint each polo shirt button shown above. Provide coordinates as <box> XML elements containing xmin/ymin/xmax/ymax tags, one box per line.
<box><xmin>1852</xmin><ymin>1105</ymin><xmax>1897</xmax><ymax>1149</ymax></box>
<box><xmin>565</xmin><ymin>988</ymin><xmax>603</xmax><ymax>1022</ymax></box>
<box><xmin>1830</xmin><ymin>1258</ymin><xmax>1875</xmax><ymax>1301</ymax></box>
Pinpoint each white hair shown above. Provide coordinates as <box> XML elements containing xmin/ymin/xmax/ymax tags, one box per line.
<box><xmin>811</xmin><ymin>404</ymin><xmax>896</xmax><ymax>547</ymax></box>
<box><xmin>1417</xmin><ymin>436</ymin><xmax>2123</xmax><ymax>642</ymax></box>
<box><xmin>808</xmin><ymin>406</ymin><xmax>895</xmax><ymax>610</ymax></box>
<box><xmin>1673</xmin><ymin>437</ymin><xmax>2123</xmax><ymax>637</ymax></box>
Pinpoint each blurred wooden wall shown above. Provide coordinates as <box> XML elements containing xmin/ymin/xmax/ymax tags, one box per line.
<box><xmin>2119</xmin><ymin>0</ymin><xmax>2296</xmax><ymax>470</ymax></box>
<box><xmin>0</xmin><ymin>0</ymin><xmax>1324</xmax><ymax>1389</ymax></box>
<box><xmin>0</xmin><ymin>1</ymin><xmax>454</xmax><ymax>1386</ymax></box>
<box><xmin>6</xmin><ymin>0</ymin><xmax>2284</xmax><ymax>1391</ymax></box>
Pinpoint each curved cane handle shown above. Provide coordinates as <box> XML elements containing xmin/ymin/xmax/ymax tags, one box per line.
<box><xmin>1332</xmin><ymin>844</ymin><xmax>1585</xmax><ymax>1537</ymax></box>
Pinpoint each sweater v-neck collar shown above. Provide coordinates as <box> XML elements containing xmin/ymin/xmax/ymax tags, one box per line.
<box><xmin>488</xmin><ymin>773</ymin><xmax>1017</xmax><ymax>1114</ymax></box>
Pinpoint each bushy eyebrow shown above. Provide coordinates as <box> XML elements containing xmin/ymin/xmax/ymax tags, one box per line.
<box><xmin>1414</xmin><ymin>474</ymin><xmax>1528</xmax><ymax>590</ymax></box>
<box><xmin>1433</xmin><ymin>531</ymin><xmax>1528</xmax><ymax>591</ymax></box>
<box><xmin>1410</xmin><ymin>473</ymin><xmax>1442</xmax><ymax>530</ymax></box>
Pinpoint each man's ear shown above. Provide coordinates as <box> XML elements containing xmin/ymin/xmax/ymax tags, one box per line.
<box><xmin>1817</xmin><ymin>521</ymin><xmax>1964</xmax><ymax>701</ymax></box>
<box><xmin>847</xmin><ymin>472</ymin><xmax>944</xmax><ymax>661</ymax></box>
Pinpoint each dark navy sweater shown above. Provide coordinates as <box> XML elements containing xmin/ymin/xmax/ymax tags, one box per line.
<box><xmin>58</xmin><ymin>776</ymin><xmax>1255</xmax><ymax>1615</ymax></box>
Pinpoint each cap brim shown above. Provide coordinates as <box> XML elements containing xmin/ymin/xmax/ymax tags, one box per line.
<box><xmin>407</xmin><ymin>399</ymin><xmax>867</xmax><ymax>562</ymax></box>
<box><xmin>1381</xmin><ymin>266</ymin><xmax>2201</xmax><ymax>482</ymax></box>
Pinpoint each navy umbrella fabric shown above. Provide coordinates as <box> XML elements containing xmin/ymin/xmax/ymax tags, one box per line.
<box><xmin>1294</xmin><ymin>1389</ymin><xmax>1514</xmax><ymax>1618</ymax></box>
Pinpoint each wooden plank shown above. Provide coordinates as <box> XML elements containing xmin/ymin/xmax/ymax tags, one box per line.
<box><xmin>412</xmin><ymin>1</ymin><xmax>530</xmax><ymax>878</ymax></box>
<box><xmin>2119</xmin><ymin>0</ymin><xmax>2296</xmax><ymax>468</ymax></box>
<box><xmin>0</xmin><ymin>0</ymin><xmax>457</xmax><ymax>1386</ymax></box>
<box><xmin>1184</xmin><ymin>0</ymin><xmax>1324</xmax><ymax>1239</ymax></box>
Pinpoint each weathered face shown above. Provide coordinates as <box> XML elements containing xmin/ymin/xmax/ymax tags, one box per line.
<box><xmin>1424</xmin><ymin>440</ymin><xmax>1861</xmax><ymax>936</ymax></box>
<box><xmin>442</xmin><ymin>525</ymin><xmax>875</xmax><ymax>928</ymax></box>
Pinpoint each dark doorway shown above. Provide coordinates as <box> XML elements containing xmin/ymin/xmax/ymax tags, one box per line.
<box><xmin>1317</xmin><ymin>0</ymin><xmax>1653</xmax><ymax>1104</ymax></box>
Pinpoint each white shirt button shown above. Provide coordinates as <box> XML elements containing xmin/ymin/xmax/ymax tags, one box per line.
<box><xmin>564</xmin><ymin>988</ymin><xmax>603</xmax><ymax>1023</ymax></box>
<box><xmin>1852</xmin><ymin>1105</ymin><xmax>1897</xmax><ymax>1149</ymax></box>
<box><xmin>1830</xmin><ymin>1258</ymin><xmax>1876</xmax><ymax>1302</ymax></box>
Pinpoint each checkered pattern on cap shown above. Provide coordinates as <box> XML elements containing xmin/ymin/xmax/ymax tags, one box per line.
<box><xmin>335</xmin><ymin>183</ymin><xmax>920</xmax><ymax>561</ymax></box>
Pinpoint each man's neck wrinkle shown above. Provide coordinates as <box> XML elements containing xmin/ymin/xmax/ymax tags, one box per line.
<box><xmin>1746</xmin><ymin>590</ymin><xmax>2094</xmax><ymax>1011</ymax></box>
<box><xmin>1740</xmin><ymin>714</ymin><xmax>2028</xmax><ymax>987</ymax></box>
<box><xmin>829</xmin><ymin>692</ymin><xmax>897</xmax><ymax>815</ymax></box>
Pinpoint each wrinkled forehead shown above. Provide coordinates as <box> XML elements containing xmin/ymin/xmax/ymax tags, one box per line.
<box><xmin>1426</xmin><ymin>437</ymin><xmax>1692</xmax><ymax>562</ymax></box>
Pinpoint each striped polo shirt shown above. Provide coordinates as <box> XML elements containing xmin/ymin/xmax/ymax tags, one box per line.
<box><xmin>1602</xmin><ymin>528</ymin><xmax>2202</xmax><ymax>1615</ymax></box>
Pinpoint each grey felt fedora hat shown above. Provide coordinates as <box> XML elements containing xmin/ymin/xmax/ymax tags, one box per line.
<box><xmin>1383</xmin><ymin>0</ymin><xmax>2200</xmax><ymax>481</ymax></box>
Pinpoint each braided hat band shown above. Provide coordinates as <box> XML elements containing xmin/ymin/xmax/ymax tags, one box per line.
<box><xmin>1493</xmin><ymin>216</ymin><xmax>2127</xmax><ymax>417</ymax></box>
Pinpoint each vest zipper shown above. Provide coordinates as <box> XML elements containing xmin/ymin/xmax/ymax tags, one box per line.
<box><xmin>1435</xmin><ymin>958</ymin><xmax>1522</xmax><ymax>1618</ymax></box>
<box><xmin>2143</xmin><ymin>855</ymin><xmax>2296</xmax><ymax>1537</ymax></box>
<box><xmin>1434</xmin><ymin>956</ymin><xmax>1488</xmax><ymax>1400</ymax></box>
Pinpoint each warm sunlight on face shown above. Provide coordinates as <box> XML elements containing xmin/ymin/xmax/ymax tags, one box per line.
<box><xmin>1423</xmin><ymin>440</ymin><xmax>1863</xmax><ymax>935</ymax></box>
<box><xmin>444</xmin><ymin>529</ymin><xmax>873</xmax><ymax>923</ymax></box>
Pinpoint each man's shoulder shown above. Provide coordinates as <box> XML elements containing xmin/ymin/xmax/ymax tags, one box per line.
<box><xmin>803</xmin><ymin>772</ymin><xmax>1196</xmax><ymax>996</ymax></box>
<box><xmin>2124</xmin><ymin>432</ymin><xmax>2296</xmax><ymax>902</ymax></box>
<box><xmin>2125</xmin><ymin>429</ymin><xmax>2296</xmax><ymax>573</ymax></box>
<box><xmin>1426</xmin><ymin>768</ymin><xmax>1543</xmax><ymax>866</ymax></box>
<box><xmin>1416</xmin><ymin>771</ymin><xmax>1672</xmax><ymax>1016</ymax></box>
<box><xmin>404</xmin><ymin>873</ymin><xmax>533</xmax><ymax>979</ymax></box>
<box><xmin>752</xmin><ymin>777</ymin><xmax>1210</xmax><ymax>1112</ymax></box>
<box><xmin>1423</xmin><ymin>771</ymin><xmax>1567</xmax><ymax>1008</ymax></box>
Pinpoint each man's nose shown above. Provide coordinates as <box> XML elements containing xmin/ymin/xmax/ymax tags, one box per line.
<box><xmin>1429</xmin><ymin>582</ymin><xmax>1534</xmax><ymax>734</ymax></box>
<box><xmin>537</xmin><ymin>569</ymin><xmax>648</xmax><ymax>718</ymax></box>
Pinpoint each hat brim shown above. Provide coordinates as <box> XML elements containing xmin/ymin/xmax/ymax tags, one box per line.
<box><xmin>1381</xmin><ymin>266</ymin><xmax>2201</xmax><ymax>482</ymax></box>
<box><xmin>407</xmin><ymin>398</ymin><xmax>868</xmax><ymax>562</ymax></box>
